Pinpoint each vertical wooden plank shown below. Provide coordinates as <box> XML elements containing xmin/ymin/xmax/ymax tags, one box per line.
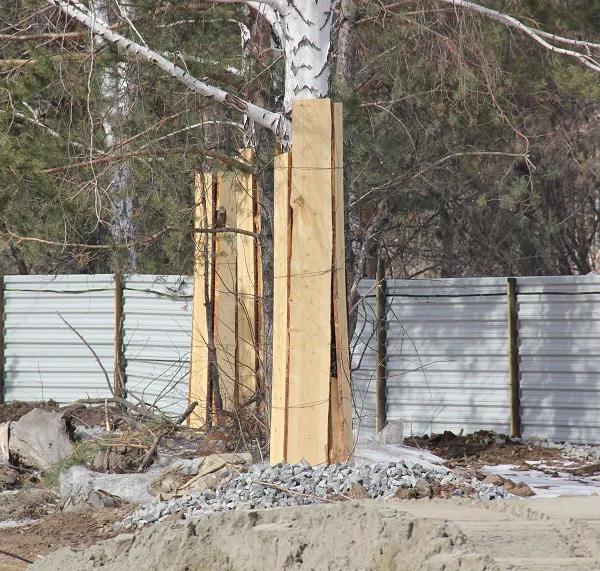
<box><xmin>0</xmin><ymin>277</ymin><xmax>4</xmax><ymax>404</ymax></box>
<box><xmin>113</xmin><ymin>275</ymin><xmax>125</xmax><ymax>398</ymax></box>
<box><xmin>270</xmin><ymin>152</ymin><xmax>291</xmax><ymax>464</ymax></box>
<box><xmin>286</xmin><ymin>99</ymin><xmax>334</xmax><ymax>466</ymax></box>
<box><xmin>214</xmin><ymin>174</ymin><xmax>238</xmax><ymax>413</ymax></box>
<box><xmin>254</xmin><ymin>166</ymin><xmax>263</xmax><ymax>411</ymax></box>
<box><xmin>236</xmin><ymin>149</ymin><xmax>258</xmax><ymax>407</ymax></box>
<box><xmin>189</xmin><ymin>172</ymin><xmax>214</xmax><ymax>428</ymax></box>
<box><xmin>375</xmin><ymin>254</ymin><xmax>387</xmax><ymax>434</ymax></box>
<box><xmin>507</xmin><ymin>277</ymin><xmax>521</xmax><ymax>437</ymax></box>
<box><xmin>331</xmin><ymin>101</ymin><xmax>353</xmax><ymax>462</ymax></box>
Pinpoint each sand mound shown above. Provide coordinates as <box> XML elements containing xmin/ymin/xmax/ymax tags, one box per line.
<box><xmin>31</xmin><ymin>502</ymin><xmax>488</xmax><ymax>571</ymax></box>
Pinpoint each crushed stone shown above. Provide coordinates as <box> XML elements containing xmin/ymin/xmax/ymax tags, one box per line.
<box><xmin>118</xmin><ymin>459</ymin><xmax>516</xmax><ymax>531</ymax></box>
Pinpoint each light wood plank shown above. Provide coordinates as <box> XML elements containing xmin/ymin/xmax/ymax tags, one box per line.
<box><xmin>236</xmin><ymin>149</ymin><xmax>258</xmax><ymax>408</ymax></box>
<box><xmin>332</xmin><ymin>102</ymin><xmax>353</xmax><ymax>461</ymax></box>
<box><xmin>214</xmin><ymin>174</ymin><xmax>238</xmax><ymax>414</ymax></box>
<box><xmin>189</xmin><ymin>172</ymin><xmax>213</xmax><ymax>428</ymax></box>
<box><xmin>287</xmin><ymin>99</ymin><xmax>334</xmax><ymax>465</ymax></box>
<box><xmin>270</xmin><ymin>152</ymin><xmax>291</xmax><ymax>464</ymax></box>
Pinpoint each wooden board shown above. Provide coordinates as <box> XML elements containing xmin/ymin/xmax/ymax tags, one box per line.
<box><xmin>332</xmin><ymin>102</ymin><xmax>354</xmax><ymax>461</ymax></box>
<box><xmin>189</xmin><ymin>172</ymin><xmax>214</xmax><ymax>428</ymax></box>
<box><xmin>214</xmin><ymin>174</ymin><xmax>238</xmax><ymax>413</ymax></box>
<box><xmin>286</xmin><ymin>99</ymin><xmax>334</xmax><ymax>465</ymax></box>
<box><xmin>270</xmin><ymin>152</ymin><xmax>291</xmax><ymax>464</ymax></box>
<box><xmin>236</xmin><ymin>149</ymin><xmax>258</xmax><ymax>408</ymax></box>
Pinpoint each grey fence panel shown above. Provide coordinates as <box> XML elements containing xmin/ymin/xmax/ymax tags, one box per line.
<box><xmin>350</xmin><ymin>280</ymin><xmax>378</xmax><ymax>435</ymax></box>
<box><xmin>122</xmin><ymin>275</ymin><xmax>193</xmax><ymax>417</ymax></box>
<box><xmin>518</xmin><ymin>275</ymin><xmax>600</xmax><ymax>443</ymax></box>
<box><xmin>384</xmin><ymin>278</ymin><xmax>511</xmax><ymax>437</ymax></box>
<box><xmin>4</xmin><ymin>275</ymin><xmax>115</xmax><ymax>403</ymax></box>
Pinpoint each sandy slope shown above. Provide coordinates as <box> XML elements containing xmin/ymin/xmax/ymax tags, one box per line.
<box><xmin>30</xmin><ymin>497</ymin><xmax>600</xmax><ymax>571</ymax></box>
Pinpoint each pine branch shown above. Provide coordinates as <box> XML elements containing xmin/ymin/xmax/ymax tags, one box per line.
<box><xmin>45</xmin><ymin>0</ymin><xmax>282</xmax><ymax>132</ymax></box>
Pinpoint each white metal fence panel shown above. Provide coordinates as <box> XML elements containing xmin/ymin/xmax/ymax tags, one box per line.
<box><xmin>385</xmin><ymin>278</ymin><xmax>511</xmax><ymax>437</ymax></box>
<box><xmin>351</xmin><ymin>280</ymin><xmax>378</xmax><ymax>435</ymax></box>
<box><xmin>3</xmin><ymin>275</ymin><xmax>115</xmax><ymax>403</ymax></box>
<box><xmin>517</xmin><ymin>275</ymin><xmax>600</xmax><ymax>443</ymax></box>
<box><xmin>122</xmin><ymin>275</ymin><xmax>193</xmax><ymax>417</ymax></box>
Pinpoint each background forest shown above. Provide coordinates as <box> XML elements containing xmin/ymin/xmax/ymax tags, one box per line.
<box><xmin>1</xmin><ymin>0</ymin><xmax>599</xmax><ymax>279</ymax></box>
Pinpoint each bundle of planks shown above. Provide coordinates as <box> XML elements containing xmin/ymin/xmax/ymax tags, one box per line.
<box><xmin>270</xmin><ymin>100</ymin><xmax>353</xmax><ymax>465</ymax></box>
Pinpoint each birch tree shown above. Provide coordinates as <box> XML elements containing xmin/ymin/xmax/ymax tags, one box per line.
<box><xmin>44</xmin><ymin>0</ymin><xmax>600</xmax><ymax>151</ymax></box>
<box><xmin>92</xmin><ymin>0</ymin><xmax>137</xmax><ymax>270</ymax></box>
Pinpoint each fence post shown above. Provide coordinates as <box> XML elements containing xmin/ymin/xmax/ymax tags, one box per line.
<box><xmin>270</xmin><ymin>100</ymin><xmax>353</xmax><ymax>466</ymax></box>
<box><xmin>375</xmin><ymin>253</ymin><xmax>388</xmax><ymax>433</ymax></box>
<box><xmin>113</xmin><ymin>275</ymin><xmax>125</xmax><ymax>398</ymax></box>
<box><xmin>0</xmin><ymin>277</ymin><xmax>4</xmax><ymax>404</ymax></box>
<box><xmin>507</xmin><ymin>277</ymin><xmax>521</xmax><ymax>437</ymax></box>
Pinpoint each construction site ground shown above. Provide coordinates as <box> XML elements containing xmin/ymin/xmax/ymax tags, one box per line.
<box><xmin>1</xmin><ymin>402</ymin><xmax>600</xmax><ymax>570</ymax></box>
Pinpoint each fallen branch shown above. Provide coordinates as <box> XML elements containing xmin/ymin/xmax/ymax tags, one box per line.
<box><xmin>254</xmin><ymin>480</ymin><xmax>337</xmax><ymax>504</ymax></box>
<box><xmin>176</xmin><ymin>401</ymin><xmax>198</xmax><ymax>425</ymax></box>
<box><xmin>76</xmin><ymin>397</ymin><xmax>163</xmax><ymax>422</ymax></box>
<box><xmin>137</xmin><ymin>401</ymin><xmax>199</xmax><ymax>472</ymax></box>
<box><xmin>139</xmin><ymin>432</ymin><xmax>164</xmax><ymax>472</ymax></box>
<box><xmin>0</xmin><ymin>548</ymin><xmax>34</xmax><ymax>565</ymax></box>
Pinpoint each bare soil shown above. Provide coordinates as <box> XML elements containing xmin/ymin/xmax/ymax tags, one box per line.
<box><xmin>0</xmin><ymin>401</ymin><xmax>123</xmax><ymax>431</ymax></box>
<box><xmin>0</xmin><ymin>505</ymin><xmax>133</xmax><ymax>570</ymax></box>
<box><xmin>407</xmin><ymin>430</ymin><xmax>568</xmax><ymax>469</ymax></box>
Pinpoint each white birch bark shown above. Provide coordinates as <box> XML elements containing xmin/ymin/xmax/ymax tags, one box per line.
<box><xmin>91</xmin><ymin>0</ymin><xmax>136</xmax><ymax>269</ymax></box>
<box><xmin>46</xmin><ymin>0</ymin><xmax>282</xmax><ymax>134</ymax></box>
<box><xmin>265</xmin><ymin>0</ymin><xmax>335</xmax><ymax>146</ymax></box>
<box><xmin>46</xmin><ymin>0</ymin><xmax>338</xmax><ymax>149</ymax></box>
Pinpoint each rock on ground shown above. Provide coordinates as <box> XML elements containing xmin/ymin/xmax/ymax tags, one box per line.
<box><xmin>30</xmin><ymin>502</ymin><xmax>487</xmax><ymax>571</ymax></box>
<box><xmin>9</xmin><ymin>409</ymin><xmax>73</xmax><ymax>470</ymax></box>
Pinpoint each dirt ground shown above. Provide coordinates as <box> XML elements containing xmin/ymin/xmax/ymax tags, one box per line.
<box><xmin>0</xmin><ymin>402</ymin><xmax>119</xmax><ymax>428</ymax></box>
<box><xmin>408</xmin><ymin>430</ymin><xmax>584</xmax><ymax>471</ymax></box>
<box><xmin>0</xmin><ymin>505</ymin><xmax>133</xmax><ymax>570</ymax></box>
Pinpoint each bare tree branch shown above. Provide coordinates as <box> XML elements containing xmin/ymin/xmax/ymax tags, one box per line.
<box><xmin>194</xmin><ymin>227</ymin><xmax>261</xmax><ymax>239</ymax></box>
<box><xmin>39</xmin><ymin>147</ymin><xmax>253</xmax><ymax>175</ymax></box>
<box><xmin>212</xmin><ymin>0</ymin><xmax>287</xmax><ymax>13</ymax></box>
<box><xmin>439</xmin><ymin>0</ymin><xmax>600</xmax><ymax>72</ymax></box>
<box><xmin>3</xmin><ymin>226</ymin><xmax>178</xmax><ymax>250</ymax></box>
<box><xmin>45</xmin><ymin>0</ymin><xmax>282</xmax><ymax>132</ymax></box>
<box><xmin>58</xmin><ymin>312</ymin><xmax>116</xmax><ymax>398</ymax></box>
<box><xmin>247</xmin><ymin>2</ymin><xmax>286</xmax><ymax>47</ymax></box>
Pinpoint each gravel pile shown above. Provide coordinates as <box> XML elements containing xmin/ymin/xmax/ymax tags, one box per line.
<box><xmin>538</xmin><ymin>441</ymin><xmax>600</xmax><ymax>462</ymax></box>
<box><xmin>117</xmin><ymin>460</ymin><xmax>515</xmax><ymax>531</ymax></box>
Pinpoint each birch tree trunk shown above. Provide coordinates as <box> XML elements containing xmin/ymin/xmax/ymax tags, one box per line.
<box><xmin>91</xmin><ymin>0</ymin><xmax>136</xmax><ymax>270</ymax></box>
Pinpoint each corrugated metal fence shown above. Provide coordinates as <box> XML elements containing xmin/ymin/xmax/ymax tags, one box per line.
<box><xmin>3</xmin><ymin>274</ymin><xmax>600</xmax><ymax>442</ymax></box>
<box><xmin>351</xmin><ymin>276</ymin><xmax>600</xmax><ymax>443</ymax></box>
<box><xmin>2</xmin><ymin>274</ymin><xmax>192</xmax><ymax>416</ymax></box>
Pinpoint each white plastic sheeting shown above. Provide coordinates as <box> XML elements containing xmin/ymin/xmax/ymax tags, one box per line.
<box><xmin>3</xmin><ymin>275</ymin><xmax>115</xmax><ymax>403</ymax></box>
